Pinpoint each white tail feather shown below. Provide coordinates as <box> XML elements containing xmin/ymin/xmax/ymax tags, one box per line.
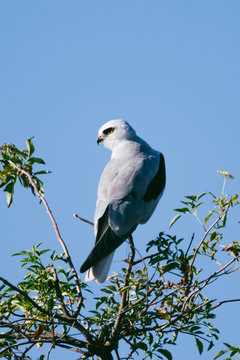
<box><xmin>84</xmin><ymin>252</ymin><xmax>115</xmax><ymax>284</ymax></box>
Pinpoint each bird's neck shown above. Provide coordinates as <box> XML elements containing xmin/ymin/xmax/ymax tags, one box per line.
<box><xmin>110</xmin><ymin>137</ymin><xmax>150</xmax><ymax>160</ymax></box>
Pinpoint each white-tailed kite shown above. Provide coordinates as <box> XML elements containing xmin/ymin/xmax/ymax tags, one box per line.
<box><xmin>80</xmin><ymin>119</ymin><xmax>166</xmax><ymax>283</ymax></box>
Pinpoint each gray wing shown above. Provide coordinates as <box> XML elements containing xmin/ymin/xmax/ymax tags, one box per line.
<box><xmin>80</xmin><ymin>152</ymin><xmax>165</xmax><ymax>274</ymax></box>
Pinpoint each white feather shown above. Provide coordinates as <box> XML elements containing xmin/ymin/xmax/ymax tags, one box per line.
<box><xmin>85</xmin><ymin>252</ymin><xmax>115</xmax><ymax>284</ymax></box>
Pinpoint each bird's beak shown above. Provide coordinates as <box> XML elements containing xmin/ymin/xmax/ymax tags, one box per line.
<box><xmin>97</xmin><ymin>136</ymin><xmax>103</xmax><ymax>145</ymax></box>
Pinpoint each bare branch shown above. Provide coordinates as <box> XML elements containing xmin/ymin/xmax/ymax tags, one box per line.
<box><xmin>130</xmin><ymin>251</ymin><xmax>161</xmax><ymax>266</ymax></box>
<box><xmin>200</xmin><ymin>253</ymin><xmax>240</xmax><ymax>289</ymax></box>
<box><xmin>211</xmin><ymin>298</ymin><xmax>240</xmax><ymax>310</ymax></box>
<box><xmin>21</xmin><ymin>343</ymin><xmax>35</xmax><ymax>357</ymax></box>
<box><xmin>185</xmin><ymin>233</ymin><xmax>195</xmax><ymax>256</ymax></box>
<box><xmin>73</xmin><ymin>213</ymin><xmax>94</xmax><ymax>226</ymax></box>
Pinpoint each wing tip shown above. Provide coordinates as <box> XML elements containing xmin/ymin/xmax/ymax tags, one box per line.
<box><xmin>80</xmin><ymin>262</ymin><xmax>89</xmax><ymax>274</ymax></box>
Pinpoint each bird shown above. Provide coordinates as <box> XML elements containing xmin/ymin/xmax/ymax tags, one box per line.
<box><xmin>80</xmin><ymin>119</ymin><xmax>166</xmax><ymax>283</ymax></box>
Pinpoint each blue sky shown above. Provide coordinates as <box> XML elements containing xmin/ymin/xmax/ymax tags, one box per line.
<box><xmin>0</xmin><ymin>1</ymin><xmax>240</xmax><ymax>359</ymax></box>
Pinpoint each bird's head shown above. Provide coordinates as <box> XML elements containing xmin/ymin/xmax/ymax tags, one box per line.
<box><xmin>97</xmin><ymin>119</ymin><xmax>136</xmax><ymax>150</ymax></box>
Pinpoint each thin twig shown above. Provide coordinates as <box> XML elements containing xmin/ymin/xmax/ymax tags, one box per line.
<box><xmin>181</xmin><ymin>287</ymin><xmax>201</xmax><ymax>312</ymax></box>
<box><xmin>47</xmin><ymin>344</ymin><xmax>54</xmax><ymax>360</ymax></box>
<box><xmin>45</xmin><ymin>267</ymin><xmax>70</xmax><ymax>318</ymax></box>
<box><xmin>118</xmin><ymin>282</ymin><xmax>161</xmax><ymax>318</ymax></box>
<box><xmin>8</xmin><ymin>160</ymin><xmax>83</xmax><ymax>314</ymax></box>
<box><xmin>110</xmin><ymin>235</ymin><xmax>135</xmax><ymax>342</ymax></box>
<box><xmin>115</xmin><ymin>348</ymin><xmax>121</xmax><ymax>360</ymax></box>
<box><xmin>129</xmin><ymin>251</ymin><xmax>161</xmax><ymax>266</ymax></box>
<box><xmin>185</xmin><ymin>233</ymin><xmax>195</xmax><ymax>256</ymax></box>
<box><xmin>21</xmin><ymin>343</ymin><xmax>35</xmax><ymax>357</ymax></box>
<box><xmin>211</xmin><ymin>298</ymin><xmax>240</xmax><ymax>310</ymax></box>
<box><xmin>190</xmin><ymin>211</ymin><xmax>227</xmax><ymax>270</ymax></box>
<box><xmin>73</xmin><ymin>213</ymin><xmax>94</xmax><ymax>226</ymax></box>
<box><xmin>133</xmin><ymin>299</ymin><xmax>215</xmax><ymax>334</ymax></box>
<box><xmin>200</xmin><ymin>253</ymin><xmax>240</xmax><ymax>289</ymax></box>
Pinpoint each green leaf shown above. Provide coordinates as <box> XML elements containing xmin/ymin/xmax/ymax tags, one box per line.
<box><xmin>12</xmin><ymin>147</ymin><xmax>28</xmax><ymax>159</ymax></box>
<box><xmin>174</xmin><ymin>207</ymin><xmax>190</xmax><ymax>213</ymax></box>
<box><xmin>157</xmin><ymin>348</ymin><xmax>173</xmax><ymax>360</ymax></box>
<box><xmin>1</xmin><ymin>153</ymin><xmax>11</xmax><ymax>161</ymax></box>
<box><xmin>210</xmin><ymin>231</ymin><xmax>217</xmax><ymax>241</ymax></box>
<box><xmin>230</xmin><ymin>348</ymin><xmax>240</xmax><ymax>357</ymax></box>
<box><xmin>136</xmin><ymin>342</ymin><xmax>148</xmax><ymax>351</ymax></box>
<box><xmin>207</xmin><ymin>341</ymin><xmax>214</xmax><ymax>351</ymax></box>
<box><xmin>185</xmin><ymin>195</ymin><xmax>197</xmax><ymax>201</ymax></box>
<box><xmin>100</xmin><ymin>288</ymin><xmax>113</xmax><ymax>294</ymax></box>
<box><xmin>222</xmin><ymin>213</ymin><xmax>227</xmax><ymax>226</ymax></box>
<box><xmin>204</xmin><ymin>211</ymin><xmax>214</xmax><ymax>226</ymax></box>
<box><xmin>26</xmin><ymin>138</ymin><xmax>35</xmax><ymax>157</ymax></box>
<box><xmin>214</xmin><ymin>350</ymin><xmax>228</xmax><ymax>359</ymax></box>
<box><xmin>4</xmin><ymin>181</ymin><xmax>15</xmax><ymax>193</ymax></box>
<box><xmin>195</xmin><ymin>338</ymin><xmax>203</xmax><ymax>355</ymax></box>
<box><xmin>169</xmin><ymin>214</ymin><xmax>182</xmax><ymax>228</ymax></box>
<box><xmin>28</xmin><ymin>157</ymin><xmax>45</xmax><ymax>165</ymax></box>
<box><xmin>34</xmin><ymin>170</ymin><xmax>51</xmax><ymax>175</ymax></box>
<box><xmin>107</xmin><ymin>285</ymin><xmax>117</xmax><ymax>291</ymax></box>
<box><xmin>231</xmin><ymin>194</ymin><xmax>239</xmax><ymax>202</ymax></box>
<box><xmin>148</xmin><ymin>332</ymin><xmax>154</xmax><ymax>345</ymax></box>
<box><xmin>197</xmin><ymin>192</ymin><xmax>207</xmax><ymax>200</ymax></box>
<box><xmin>223</xmin><ymin>343</ymin><xmax>237</xmax><ymax>351</ymax></box>
<box><xmin>190</xmin><ymin>325</ymin><xmax>201</xmax><ymax>332</ymax></box>
<box><xmin>209</xmin><ymin>191</ymin><xmax>216</xmax><ymax>199</ymax></box>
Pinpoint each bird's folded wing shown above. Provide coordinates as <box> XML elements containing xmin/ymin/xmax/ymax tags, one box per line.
<box><xmin>80</xmin><ymin>206</ymin><xmax>126</xmax><ymax>273</ymax></box>
<box><xmin>95</xmin><ymin>152</ymin><xmax>164</xmax><ymax>237</ymax></box>
<box><xmin>81</xmin><ymin>152</ymin><xmax>165</xmax><ymax>274</ymax></box>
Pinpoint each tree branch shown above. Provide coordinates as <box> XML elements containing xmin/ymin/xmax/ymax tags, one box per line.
<box><xmin>45</xmin><ymin>267</ymin><xmax>70</xmax><ymax>318</ymax></box>
<box><xmin>8</xmin><ymin>160</ymin><xmax>83</xmax><ymax>315</ymax></box>
<box><xmin>211</xmin><ymin>298</ymin><xmax>240</xmax><ymax>310</ymax></box>
<box><xmin>190</xmin><ymin>210</ymin><xmax>228</xmax><ymax>270</ymax></box>
<box><xmin>0</xmin><ymin>330</ymin><xmax>88</xmax><ymax>355</ymax></box>
<box><xmin>0</xmin><ymin>276</ymin><xmax>50</xmax><ymax>317</ymax></box>
<box><xmin>110</xmin><ymin>235</ymin><xmax>135</xmax><ymax>343</ymax></box>
<box><xmin>0</xmin><ymin>275</ymin><xmax>93</xmax><ymax>343</ymax></box>
<box><xmin>200</xmin><ymin>253</ymin><xmax>240</xmax><ymax>289</ymax></box>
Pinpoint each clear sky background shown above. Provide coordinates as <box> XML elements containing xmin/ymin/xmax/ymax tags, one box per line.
<box><xmin>0</xmin><ymin>1</ymin><xmax>239</xmax><ymax>359</ymax></box>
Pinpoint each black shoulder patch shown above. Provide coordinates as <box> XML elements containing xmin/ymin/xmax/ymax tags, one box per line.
<box><xmin>143</xmin><ymin>153</ymin><xmax>166</xmax><ymax>201</ymax></box>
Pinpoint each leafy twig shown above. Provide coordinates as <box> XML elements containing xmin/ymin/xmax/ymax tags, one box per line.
<box><xmin>8</xmin><ymin>160</ymin><xmax>83</xmax><ymax>315</ymax></box>
<box><xmin>190</xmin><ymin>208</ymin><xmax>229</xmax><ymax>270</ymax></box>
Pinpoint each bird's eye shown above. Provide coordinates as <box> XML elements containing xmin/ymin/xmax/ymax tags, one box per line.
<box><xmin>103</xmin><ymin>127</ymin><xmax>114</xmax><ymax>135</ymax></box>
